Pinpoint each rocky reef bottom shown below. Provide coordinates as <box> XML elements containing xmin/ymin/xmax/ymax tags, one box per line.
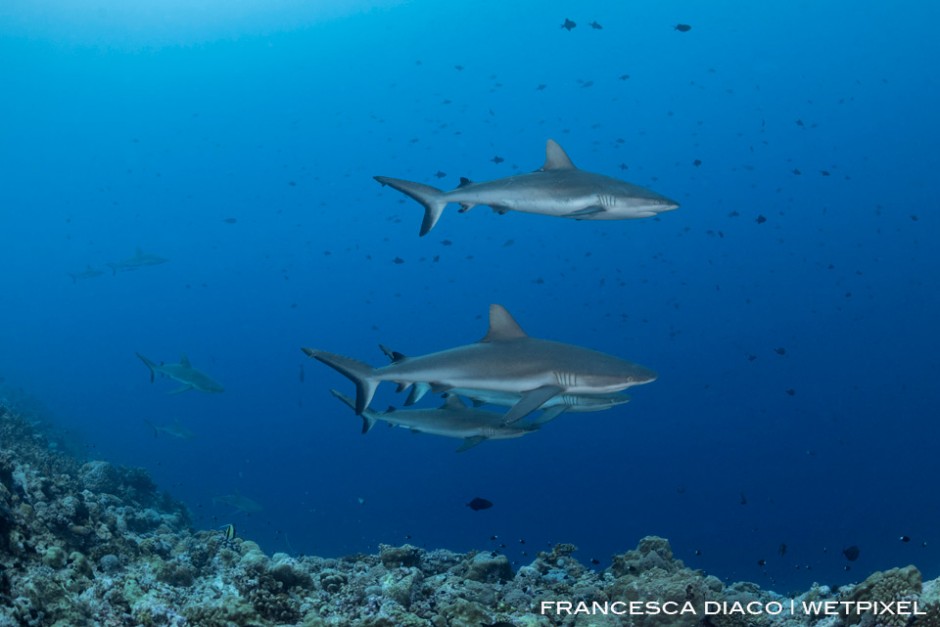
<box><xmin>1</xmin><ymin>403</ymin><xmax>938</xmax><ymax>627</ymax></box>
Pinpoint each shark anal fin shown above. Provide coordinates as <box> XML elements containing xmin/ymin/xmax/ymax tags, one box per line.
<box><xmin>456</xmin><ymin>436</ymin><xmax>487</xmax><ymax>452</ymax></box>
<box><xmin>504</xmin><ymin>385</ymin><xmax>563</xmax><ymax>424</ymax></box>
<box><xmin>405</xmin><ymin>382</ymin><xmax>431</xmax><ymax>405</ymax></box>
<box><xmin>458</xmin><ymin>203</ymin><xmax>476</xmax><ymax>213</ymax></box>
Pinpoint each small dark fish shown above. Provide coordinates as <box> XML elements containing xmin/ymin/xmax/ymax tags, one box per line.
<box><xmin>785</xmin><ymin>388</ymin><xmax>796</xmax><ymax>396</ymax></box>
<box><xmin>441</xmin><ymin>239</ymin><xmax>453</xmax><ymax>246</ymax></box>
<box><xmin>222</xmin><ymin>217</ymin><xmax>238</xmax><ymax>224</ymax></box>
<box><xmin>299</xmin><ymin>365</ymin><xmax>305</xmax><ymax>383</ymax></box>
<box><xmin>756</xmin><ymin>214</ymin><xmax>767</xmax><ymax>224</ymax></box>
<box><xmin>757</xmin><ymin>559</ymin><xmax>766</xmax><ymax>567</ymax></box>
<box><xmin>820</xmin><ymin>170</ymin><xmax>831</xmax><ymax>176</ymax></box>
<box><xmin>561</xmin><ymin>18</ymin><xmax>576</xmax><ymax>31</ymax></box>
<box><xmin>467</xmin><ymin>497</ymin><xmax>493</xmax><ymax>511</ymax></box>
<box><xmin>674</xmin><ymin>23</ymin><xmax>692</xmax><ymax>32</ymax></box>
<box><xmin>454</xmin><ymin>65</ymin><xmax>464</xmax><ymax>71</ymax></box>
<box><xmin>843</xmin><ymin>545</ymin><xmax>860</xmax><ymax>561</ymax></box>
<box><xmin>591</xmin><ymin>558</ymin><xmax>600</xmax><ymax>565</ymax></box>
<box><xmin>393</xmin><ymin>257</ymin><xmax>405</xmax><ymax>264</ymax></box>
<box><xmin>434</xmin><ymin>171</ymin><xmax>447</xmax><ymax>179</ymax></box>
<box><xmin>778</xmin><ymin>543</ymin><xmax>787</xmax><ymax>556</ymax></box>
<box><xmin>491</xmin><ymin>156</ymin><xmax>504</xmax><ymax>164</ymax></box>
<box><xmin>792</xmin><ymin>168</ymin><xmax>802</xmax><ymax>175</ymax></box>
<box><xmin>774</xmin><ymin>347</ymin><xmax>787</xmax><ymax>355</ymax></box>
<box><xmin>694</xmin><ymin>549</ymin><xmax>702</xmax><ymax>556</ymax></box>
<box><xmin>590</xmin><ymin>21</ymin><xmax>603</xmax><ymax>29</ymax></box>
<box><xmin>618</xmin><ymin>74</ymin><xmax>630</xmax><ymax>80</ymax></box>
<box><xmin>900</xmin><ymin>535</ymin><xmax>911</xmax><ymax>543</ymax></box>
<box><xmin>740</xmin><ymin>492</ymin><xmax>748</xmax><ymax>505</ymax></box>
<box><xmin>693</xmin><ymin>159</ymin><xmax>702</xmax><ymax>167</ymax></box>
<box><xmin>535</xmin><ymin>84</ymin><xmax>546</xmax><ymax>91</ymax></box>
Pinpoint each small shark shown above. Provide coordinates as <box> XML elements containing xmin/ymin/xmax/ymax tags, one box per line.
<box><xmin>303</xmin><ymin>304</ymin><xmax>656</xmax><ymax>424</ymax></box>
<box><xmin>68</xmin><ymin>265</ymin><xmax>105</xmax><ymax>283</ymax></box>
<box><xmin>374</xmin><ymin>139</ymin><xmax>679</xmax><ymax>236</ymax></box>
<box><xmin>144</xmin><ymin>418</ymin><xmax>195</xmax><ymax>440</ymax></box>
<box><xmin>377</xmin><ymin>344</ymin><xmax>630</xmax><ymax>422</ymax></box>
<box><xmin>107</xmin><ymin>248</ymin><xmax>168</xmax><ymax>274</ymax></box>
<box><xmin>330</xmin><ymin>390</ymin><xmax>537</xmax><ymax>452</ymax></box>
<box><xmin>136</xmin><ymin>353</ymin><xmax>225</xmax><ymax>394</ymax></box>
<box><xmin>212</xmin><ymin>493</ymin><xmax>263</xmax><ymax>515</ymax></box>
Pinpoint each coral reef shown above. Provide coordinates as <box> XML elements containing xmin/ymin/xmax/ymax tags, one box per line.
<box><xmin>1</xmin><ymin>404</ymin><xmax>938</xmax><ymax>626</ymax></box>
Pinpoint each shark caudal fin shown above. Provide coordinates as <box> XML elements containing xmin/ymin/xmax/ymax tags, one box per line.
<box><xmin>303</xmin><ymin>348</ymin><xmax>378</xmax><ymax>414</ymax></box>
<box><xmin>374</xmin><ymin>176</ymin><xmax>447</xmax><ymax>236</ymax></box>
<box><xmin>329</xmin><ymin>389</ymin><xmax>378</xmax><ymax>434</ymax></box>
<box><xmin>136</xmin><ymin>353</ymin><xmax>157</xmax><ymax>383</ymax></box>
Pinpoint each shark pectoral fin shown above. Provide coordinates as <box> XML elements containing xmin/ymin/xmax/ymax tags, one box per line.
<box><xmin>168</xmin><ymin>385</ymin><xmax>194</xmax><ymax>395</ymax></box>
<box><xmin>456</xmin><ymin>436</ymin><xmax>487</xmax><ymax>452</ymax></box>
<box><xmin>530</xmin><ymin>405</ymin><xmax>567</xmax><ymax>425</ymax></box>
<box><xmin>504</xmin><ymin>385</ymin><xmax>564</xmax><ymax>424</ymax></box>
<box><xmin>563</xmin><ymin>206</ymin><xmax>606</xmax><ymax>218</ymax></box>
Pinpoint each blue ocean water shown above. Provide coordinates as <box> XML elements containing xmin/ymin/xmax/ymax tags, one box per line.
<box><xmin>1</xmin><ymin>0</ymin><xmax>938</xmax><ymax>594</ymax></box>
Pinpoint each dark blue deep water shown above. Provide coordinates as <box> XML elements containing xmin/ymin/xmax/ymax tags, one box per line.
<box><xmin>1</xmin><ymin>0</ymin><xmax>938</xmax><ymax>594</ymax></box>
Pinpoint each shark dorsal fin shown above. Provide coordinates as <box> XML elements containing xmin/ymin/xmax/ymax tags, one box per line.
<box><xmin>458</xmin><ymin>177</ymin><xmax>473</xmax><ymax>187</ymax></box>
<box><xmin>542</xmin><ymin>139</ymin><xmax>575</xmax><ymax>171</ymax></box>
<box><xmin>481</xmin><ymin>304</ymin><xmax>528</xmax><ymax>342</ymax></box>
<box><xmin>441</xmin><ymin>394</ymin><xmax>467</xmax><ymax>410</ymax></box>
<box><xmin>180</xmin><ymin>354</ymin><xmax>191</xmax><ymax>368</ymax></box>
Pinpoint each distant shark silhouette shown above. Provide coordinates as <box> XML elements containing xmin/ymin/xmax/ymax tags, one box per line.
<box><xmin>136</xmin><ymin>353</ymin><xmax>224</xmax><ymax>394</ymax></box>
<box><xmin>303</xmin><ymin>304</ymin><xmax>656</xmax><ymax>424</ymax></box>
<box><xmin>374</xmin><ymin>139</ymin><xmax>678</xmax><ymax>236</ymax></box>
<box><xmin>106</xmin><ymin>248</ymin><xmax>168</xmax><ymax>274</ymax></box>
<box><xmin>330</xmin><ymin>390</ymin><xmax>538</xmax><ymax>452</ymax></box>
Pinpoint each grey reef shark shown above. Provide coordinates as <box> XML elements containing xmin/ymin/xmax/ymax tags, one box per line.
<box><xmin>374</xmin><ymin>139</ymin><xmax>679</xmax><ymax>236</ymax></box>
<box><xmin>378</xmin><ymin>344</ymin><xmax>632</xmax><ymax>423</ymax></box>
<box><xmin>330</xmin><ymin>389</ymin><xmax>538</xmax><ymax>452</ymax></box>
<box><xmin>136</xmin><ymin>353</ymin><xmax>225</xmax><ymax>394</ymax></box>
<box><xmin>107</xmin><ymin>248</ymin><xmax>168</xmax><ymax>274</ymax></box>
<box><xmin>303</xmin><ymin>304</ymin><xmax>656</xmax><ymax>425</ymax></box>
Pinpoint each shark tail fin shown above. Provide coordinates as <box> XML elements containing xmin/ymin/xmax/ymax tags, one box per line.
<box><xmin>136</xmin><ymin>353</ymin><xmax>156</xmax><ymax>383</ymax></box>
<box><xmin>374</xmin><ymin>176</ymin><xmax>447</xmax><ymax>236</ymax></box>
<box><xmin>329</xmin><ymin>389</ymin><xmax>378</xmax><ymax>433</ymax></box>
<box><xmin>304</xmin><ymin>349</ymin><xmax>378</xmax><ymax>414</ymax></box>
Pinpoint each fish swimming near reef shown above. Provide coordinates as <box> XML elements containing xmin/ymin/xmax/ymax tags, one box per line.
<box><xmin>68</xmin><ymin>265</ymin><xmax>105</xmax><ymax>283</ymax></box>
<box><xmin>136</xmin><ymin>353</ymin><xmax>225</xmax><ymax>394</ymax></box>
<box><xmin>106</xmin><ymin>248</ymin><xmax>168</xmax><ymax>274</ymax></box>
<box><xmin>374</xmin><ymin>139</ymin><xmax>678</xmax><ymax>236</ymax></box>
<box><xmin>144</xmin><ymin>418</ymin><xmax>195</xmax><ymax>440</ymax></box>
<box><xmin>378</xmin><ymin>344</ymin><xmax>631</xmax><ymax>422</ymax></box>
<box><xmin>330</xmin><ymin>389</ymin><xmax>538</xmax><ymax>452</ymax></box>
<box><xmin>303</xmin><ymin>304</ymin><xmax>656</xmax><ymax>424</ymax></box>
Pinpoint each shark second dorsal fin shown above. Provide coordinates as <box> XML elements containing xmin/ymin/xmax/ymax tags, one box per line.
<box><xmin>481</xmin><ymin>304</ymin><xmax>528</xmax><ymax>342</ymax></box>
<box><xmin>180</xmin><ymin>354</ymin><xmax>191</xmax><ymax>368</ymax></box>
<box><xmin>441</xmin><ymin>394</ymin><xmax>467</xmax><ymax>410</ymax></box>
<box><xmin>542</xmin><ymin>139</ymin><xmax>575</xmax><ymax>171</ymax></box>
